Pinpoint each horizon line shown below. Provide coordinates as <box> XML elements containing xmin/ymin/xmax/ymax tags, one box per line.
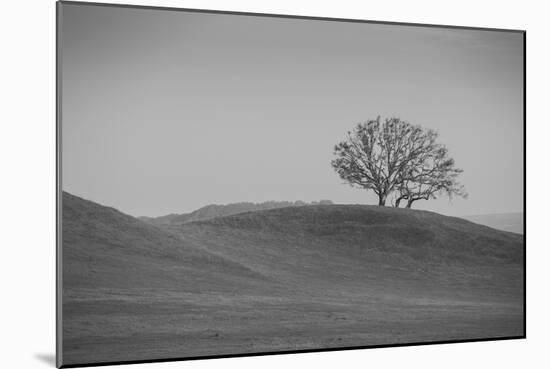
<box><xmin>61</xmin><ymin>190</ymin><xmax>523</xmax><ymax>220</ymax></box>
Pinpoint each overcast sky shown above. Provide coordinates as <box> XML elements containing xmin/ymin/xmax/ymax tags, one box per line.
<box><xmin>60</xmin><ymin>3</ymin><xmax>524</xmax><ymax>217</ymax></box>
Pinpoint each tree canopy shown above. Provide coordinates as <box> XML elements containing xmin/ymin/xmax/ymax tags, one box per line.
<box><xmin>331</xmin><ymin>116</ymin><xmax>466</xmax><ymax>207</ymax></box>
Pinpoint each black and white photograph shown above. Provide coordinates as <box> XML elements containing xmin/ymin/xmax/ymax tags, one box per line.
<box><xmin>57</xmin><ymin>1</ymin><xmax>525</xmax><ymax>367</ymax></box>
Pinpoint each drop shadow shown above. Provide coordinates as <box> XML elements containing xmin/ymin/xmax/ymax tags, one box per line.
<box><xmin>34</xmin><ymin>353</ymin><xmax>56</xmax><ymax>367</ymax></box>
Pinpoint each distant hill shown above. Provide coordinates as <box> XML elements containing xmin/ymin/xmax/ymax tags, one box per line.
<box><xmin>62</xmin><ymin>192</ymin><xmax>524</xmax><ymax>365</ymax></box>
<box><xmin>462</xmin><ymin>212</ymin><xmax>523</xmax><ymax>234</ymax></box>
<box><xmin>140</xmin><ymin>200</ymin><xmax>333</xmax><ymax>226</ymax></box>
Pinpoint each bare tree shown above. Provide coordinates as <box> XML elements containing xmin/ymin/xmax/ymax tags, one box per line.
<box><xmin>331</xmin><ymin>116</ymin><xmax>466</xmax><ymax>207</ymax></box>
<box><xmin>393</xmin><ymin>147</ymin><xmax>467</xmax><ymax>208</ymax></box>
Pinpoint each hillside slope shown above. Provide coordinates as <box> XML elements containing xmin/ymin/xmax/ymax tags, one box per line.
<box><xmin>61</xmin><ymin>193</ymin><xmax>524</xmax><ymax>366</ymax></box>
<box><xmin>165</xmin><ymin>205</ymin><xmax>523</xmax><ymax>303</ymax></box>
<box><xmin>62</xmin><ymin>192</ymin><xmax>272</xmax><ymax>292</ymax></box>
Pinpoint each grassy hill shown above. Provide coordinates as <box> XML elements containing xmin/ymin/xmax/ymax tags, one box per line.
<box><xmin>61</xmin><ymin>192</ymin><xmax>524</xmax><ymax>366</ymax></box>
<box><xmin>167</xmin><ymin>205</ymin><xmax>523</xmax><ymax>302</ymax></box>
<box><xmin>62</xmin><ymin>192</ymin><xmax>272</xmax><ymax>292</ymax></box>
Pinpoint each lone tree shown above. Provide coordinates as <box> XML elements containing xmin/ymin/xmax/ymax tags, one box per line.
<box><xmin>331</xmin><ymin>116</ymin><xmax>466</xmax><ymax>207</ymax></box>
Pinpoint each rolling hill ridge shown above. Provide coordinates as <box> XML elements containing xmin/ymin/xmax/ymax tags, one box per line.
<box><xmin>62</xmin><ymin>191</ymin><xmax>276</xmax><ymax>292</ymax></box>
<box><xmin>139</xmin><ymin>200</ymin><xmax>333</xmax><ymax>226</ymax></box>
<box><xmin>163</xmin><ymin>204</ymin><xmax>523</xmax><ymax>302</ymax></box>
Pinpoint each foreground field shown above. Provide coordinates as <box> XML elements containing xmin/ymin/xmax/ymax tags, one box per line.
<box><xmin>61</xmin><ymin>192</ymin><xmax>524</xmax><ymax>366</ymax></box>
<box><xmin>63</xmin><ymin>288</ymin><xmax>522</xmax><ymax>364</ymax></box>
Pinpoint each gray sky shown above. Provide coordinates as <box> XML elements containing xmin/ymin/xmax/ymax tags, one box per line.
<box><xmin>60</xmin><ymin>3</ymin><xmax>524</xmax><ymax>217</ymax></box>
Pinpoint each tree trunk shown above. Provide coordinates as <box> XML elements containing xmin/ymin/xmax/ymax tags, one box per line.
<box><xmin>406</xmin><ymin>199</ymin><xmax>415</xmax><ymax>208</ymax></box>
<box><xmin>378</xmin><ymin>194</ymin><xmax>387</xmax><ymax>206</ymax></box>
<box><xmin>395</xmin><ymin>197</ymin><xmax>404</xmax><ymax>207</ymax></box>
